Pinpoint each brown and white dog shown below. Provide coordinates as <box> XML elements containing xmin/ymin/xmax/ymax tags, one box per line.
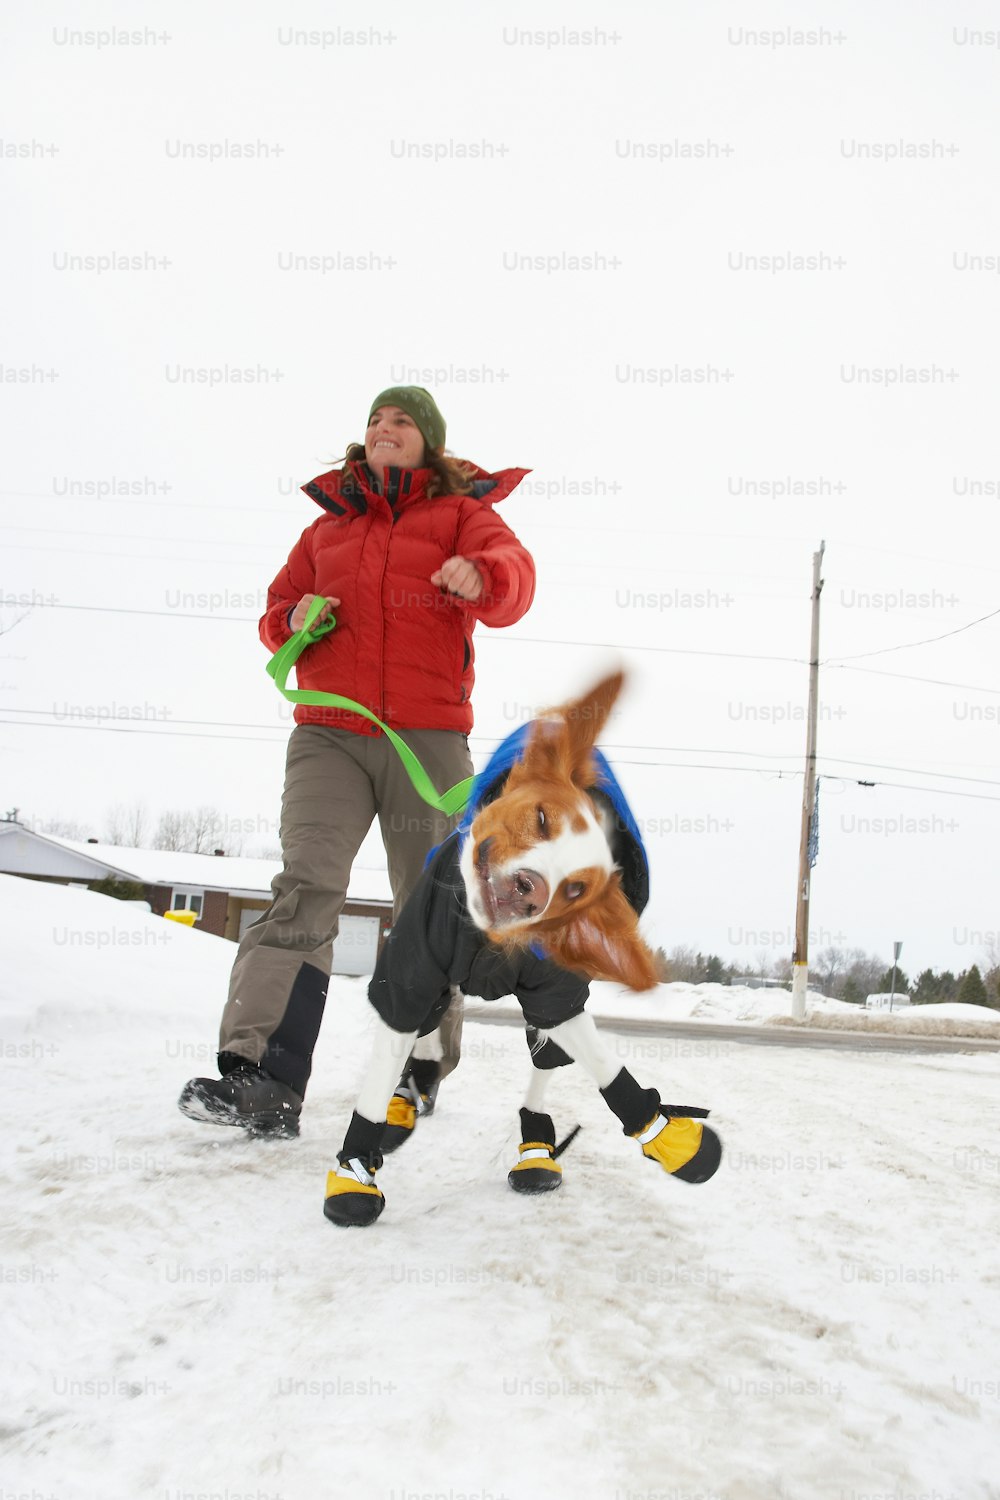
<box><xmin>324</xmin><ymin>672</ymin><xmax>722</xmax><ymax>1226</ymax></box>
<box><xmin>457</xmin><ymin>672</ymin><xmax>659</xmax><ymax>988</ymax></box>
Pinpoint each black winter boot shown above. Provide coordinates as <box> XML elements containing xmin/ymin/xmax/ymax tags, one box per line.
<box><xmin>178</xmin><ymin>1060</ymin><xmax>302</xmax><ymax>1138</ymax></box>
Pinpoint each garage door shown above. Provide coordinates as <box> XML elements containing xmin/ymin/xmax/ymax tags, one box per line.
<box><xmin>332</xmin><ymin>915</ymin><xmax>380</xmax><ymax>976</ymax></box>
<box><xmin>239</xmin><ymin>906</ymin><xmax>266</xmax><ymax>940</ymax></box>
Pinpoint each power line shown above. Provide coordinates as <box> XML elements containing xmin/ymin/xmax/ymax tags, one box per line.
<box><xmin>0</xmin><ymin>718</ymin><xmax>283</xmax><ymax>745</ymax></box>
<box><xmin>481</xmin><ymin>633</ymin><xmax>805</xmax><ymax>665</ymax></box>
<box><xmin>17</xmin><ymin>705</ymin><xmax>1000</xmax><ymax>792</ymax></box>
<box><xmin>827</xmin><ymin>663</ymin><xmax>1000</xmax><ymax>696</ymax></box>
<box><xmin>20</xmin><ymin>602</ymin><xmax>258</xmax><ymax>622</ymax></box>
<box><xmin>826</xmin><ymin>776</ymin><xmax>1000</xmax><ymax>806</ymax></box>
<box><xmin>3</xmin><ymin>542</ymin><xmax>264</xmax><ymax>566</ymax></box>
<box><xmin>3</xmin><ymin>708</ymin><xmax>288</xmax><ymax>734</ymax></box>
<box><xmin>824</xmin><ymin>606</ymin><xmax>1000</xmax><ymax>664</ymax></box>
<box><xmin>0</xmin><ymin>716</ymin><xmax>807</xmax><ymax>773</ymax></box>
<box><xmin>12</xmin><ymin>707</ymin><xmax>999</xmax><ymax>785</ymax></box>
<box><xmin>0</xmin><ymin>524</ymin><xmax>279</xmax><ymax>550</ymax></box>
<box><xmin>4</xmin><ymin>603</ymin><xmax>998</xmax><ymax>694</ymax></box>
<box><xmin>1</xmin><ymin>494</ymin><xmax>992</xmax><ymax>580</ymax></box>
<box><xmin>815</xmin><ymin>755</ymin><xmax>1000</xmax><ymax>788</ymax></box>
<box><xmin>3</xmin><ymin>602</ymin><xmax>809</xmax><ymax>665</ymax></box>
<box><xmin>6</xmin><ymin>716</ymin><xmax>1000</xmax><ymax>805</ymax></box>
<box><xmin>0</xmin><ymin>488</ymin><xmax>291</xmax><ymax>515</ymax></box>
<box><xmin>7</xmin><ymin>600</ymin><xmax>999</xmax><ymax>696</ymax></box>
<box><xmin>827</xmin><ymin>535</ymin><xmax>1000</xmax><ymax>576</ymax></box>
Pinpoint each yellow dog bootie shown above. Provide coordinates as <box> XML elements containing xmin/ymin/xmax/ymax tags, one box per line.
<box><xmin>324</xmin><ymin>1159</ymin><xmax>385</xmax><ymax>1227</ymax></box>
<box><xmin>633</xmin><ymin>1109</ymin><xmax>722</xmax><ymax>1184</ymax></box>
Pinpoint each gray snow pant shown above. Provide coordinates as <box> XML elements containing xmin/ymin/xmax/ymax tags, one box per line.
<box><xmin>218</xmin><ymin>722</ymin><xmax>474</xmax><ymax>1097</ymax></box>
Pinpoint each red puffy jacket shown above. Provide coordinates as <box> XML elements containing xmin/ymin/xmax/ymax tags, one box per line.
<box><xmin>260</xmin><ymin>459</ymin><xmax>536</xmax><ymax>735</ymax></box>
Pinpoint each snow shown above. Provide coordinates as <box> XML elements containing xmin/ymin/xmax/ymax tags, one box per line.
<box><xmin>3</xmin><ymin>872</ymin><xmax>999</xmax><ymax>1500</ymax></box>
<box><xmin>482</xmin><ymin>978</ymin><xmax>1000</xmax><ymax>1036</ymax></box>
<box><xmin>906</xmin><ymin>1002</ymin><xmax>1000</xmax><ymax>1024</ymax></box>
<box><xmin>774</xmin><ymin>1005</ymin><xmax>1000</xmax><ymax>1039</ymax></box>
<box><xmin>30</xmin><ymin>833</ymin><xmax>393</xmax><ymax>903</ymax></box>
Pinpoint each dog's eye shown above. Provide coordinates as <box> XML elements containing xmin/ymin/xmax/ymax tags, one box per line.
<box><xmin>536</xmin><ymin>806</ymin><xmax>549</xmax><ymax>838</ymax></box>
<box><xmin>564</xmin><ymin>880</ymin><xmax>586</xmax><ymax>901</ymax></box>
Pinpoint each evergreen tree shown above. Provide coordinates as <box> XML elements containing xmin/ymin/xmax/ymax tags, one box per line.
<box><xmin>841</xmin><ymin>976</ymin><xmax>863</xmax><ymax>1005</ymax></box>
<box><xmin>876</xmin><ymin>966</ymin><xmax>910</xmax><ymax>997</ymax></box>
<box><xmin>704</xmin><ymin>954</ymin><xmax>726</xmax><ymax>985</ymax></box>
<box><xmin>89</xmin><ymin>876</ymin><xmax>147</xmax><ymax>902</ymax></box>
<box><xmin>911</xmin><ymin>968</ymin><xmax>939</xmax><ymax>1005</ymax></box>
<box><xmin>992</xmin><ymin>971</ymin><xmax>1000</xmax><ymax>1011</ymax></box>
<box><xmin>985</xmin><ymin>966</ymin><xmax>1000</xmax><ymax>1010</ymax></box>
<box><xmin>957</xmin><ymin>965</ymin><xmax>990</xmax><ymax>1008</ymax></box>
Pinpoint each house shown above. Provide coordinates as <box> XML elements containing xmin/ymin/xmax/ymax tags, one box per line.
<box><xmin>0</xmin><ymin>822</ymin><xmax>393</xmax><ymax>975</ymax></box>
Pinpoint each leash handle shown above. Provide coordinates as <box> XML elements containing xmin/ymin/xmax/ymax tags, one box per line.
<box><xmin>266</xmin><ymin>596</ymin><xmax>475</xmax><ymax>817</ymax></box>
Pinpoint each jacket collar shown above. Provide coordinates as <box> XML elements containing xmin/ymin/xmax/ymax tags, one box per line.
<box><xmin>301</xmin><ymin>460</ymin><xmax>428</xmax><ymax>517</ymax></box>
<box><xmin>301</xmin><ymin>461</ymin><xmax>532</xmax><ymax>517</ymax></box>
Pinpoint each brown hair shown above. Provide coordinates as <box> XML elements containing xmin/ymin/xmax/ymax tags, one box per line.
<box><xmin>338</xmin><ymin>443</ymin><xmax>478</xmax><ymax>499</ymax></box>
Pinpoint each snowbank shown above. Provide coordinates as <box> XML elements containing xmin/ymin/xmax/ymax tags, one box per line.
<box><xmin>773</xmin><ymin>1003</ymin><xmax>1000</xmax><ymax>1037</ymax></box>
<box><xmin>550</xmin><ymin>982</ymin><xmax>1000</xmax><ymax>1038</ymax></box>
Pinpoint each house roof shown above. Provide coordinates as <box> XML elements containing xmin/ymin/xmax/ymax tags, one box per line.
<box><xmin>0</xmin><ymin>824</ymin><xmax>393</xmax><ymax>904</ymax></box>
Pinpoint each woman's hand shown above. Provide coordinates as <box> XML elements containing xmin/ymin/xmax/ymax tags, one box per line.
<box><xmin>431</xmin><ymin>556</ymin><xmax>484</xmax><ymax>603</ymax></box>
<box><xmin>291</xmin><ymin>594</ymin><xmax>340</xmax><ymax>632</ymax></box>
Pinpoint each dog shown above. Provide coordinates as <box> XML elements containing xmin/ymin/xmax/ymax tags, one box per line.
<box><xmin>324</xmin><ymin>671</ymin><xmax>722</xmax><ymax>1226</ymax></box>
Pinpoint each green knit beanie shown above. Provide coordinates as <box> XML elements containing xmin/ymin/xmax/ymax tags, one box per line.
<box><xmin>368</xmin><ymin>386</ymin><xmax>446</xmax><ymax>455</ymax></box>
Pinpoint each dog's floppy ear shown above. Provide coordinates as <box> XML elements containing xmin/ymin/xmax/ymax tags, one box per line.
<box><xmin>539</xmin><ymin>878</ymin><xmax>660</xmax><ymax>992</ymax></box>
<box><xmin>519</xmin><ymin>671</ymin><xmax>624</xmax><ymax>790</ymax></box>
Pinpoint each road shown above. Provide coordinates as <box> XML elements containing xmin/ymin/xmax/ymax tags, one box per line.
<box><xmin>462</xmin><ymin>1004</ymin><xmax>1000</xmax><ymax>1055</ymax></box>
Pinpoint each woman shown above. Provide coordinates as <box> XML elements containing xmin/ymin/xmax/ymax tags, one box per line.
<box><xmin>178</xmin><ymin>385</ymin><xmax>536</xmax><ymax>1136</ymax></box>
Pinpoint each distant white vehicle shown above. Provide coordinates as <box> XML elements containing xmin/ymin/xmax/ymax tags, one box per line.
<box><xmin>866</xmin><ymin>991</ymin><xmax>911</xmax><ymax>1011</ymax></box>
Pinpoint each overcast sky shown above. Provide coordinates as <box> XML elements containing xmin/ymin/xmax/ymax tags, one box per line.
<box><xmin>3</xmin><ymin>0</ymin><xmax>998</xmax><ymax>979</ymax></box>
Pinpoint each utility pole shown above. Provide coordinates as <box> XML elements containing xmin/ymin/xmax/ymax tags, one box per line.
<box><xmin>791</xmin><ymin>542</ymin><xmax>825</xmax><ymax>1021</ymax></box>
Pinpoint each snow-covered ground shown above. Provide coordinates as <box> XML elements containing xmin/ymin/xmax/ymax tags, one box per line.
<box><xmin>3</xmin><ymin>874</ymin><xmax>999</xmax><ymax>1500</ymax></box>
<box><xmin>489</xmin><ymin>975</ymin><xmax>1000</xmax><ymax>1035</ymax></box>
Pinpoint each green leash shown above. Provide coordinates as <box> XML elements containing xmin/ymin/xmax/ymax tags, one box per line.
<box><xmin>265</xmin><ymin>595</ymin><xmax>475</xmax><ymax>817</ymax></box>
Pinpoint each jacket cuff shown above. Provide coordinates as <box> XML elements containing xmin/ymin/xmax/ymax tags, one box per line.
<box><xmin>260</xmin><ymin>603</ymin><xmax>297</xmax><ymax>652</ymax></box>
<box><xmin>462</xmin><ymin>555</ymin><xmax>508</xmax><ymax>618</ymax></box>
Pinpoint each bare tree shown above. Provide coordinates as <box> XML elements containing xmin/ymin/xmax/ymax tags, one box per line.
<box><xmin>153</xmin><ymin>804</ymin><xmax>234</xmax><ymax>854</ymax></box>
<box><xmin>105</xmin><ymin>800</ymin><xmax>150</xmax><ymax>847</ymax></box>
<box><xmin>647</xmin><ymin>946</ymin><xmax>667</xmax><ymax>982</ymax></box>
<box><xmin>39</xmin><ymin>816</ymin><xmax>95</xmax><ymax>841</ymax></box>
<box><xmin>222</xmin><ymin>827</ymin><xmax>246</xmax><ymax>856</ymax></box>
<box><xmin>252</xmin><ymin>841</ymin><xmax>281</xmax><ymax>861</ymax></box>
<box><xmin>187</xmin><ymin>805</ymin><xmax>224</xmax><ymax>854</ymax></box>
<box><xmin>19</xmin><ymin>811</ymin><xmax>95</xmax><ymax>841</ymax></box>
<box><xmin>667</xmin><ymin>945</ymin><xmax>698</xmax><ymax>983</ymax></box>
<box><xmin>153</xmin><ymin>809</ymin><xmax>189</xmax><ymax>851</ymax></box>
<box><xmin>123</xmin><ymin>801</ymin><xmax>149</xmax><ymax>846</ymax></box>
<box><xmin>813</xmin><ymin>946</ymin><xmax>848</xmax><ymax>997</ymax></box>
<box><xmin>843</xmin><ymin>948</ymin><xmax>884</xmax><ymax>999</ymax></box>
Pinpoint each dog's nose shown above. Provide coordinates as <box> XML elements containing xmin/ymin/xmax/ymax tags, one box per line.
<box><xmin>506</xmin><ymin>869</ymin><xmax>549</xmax><ymax>920</ymax></box>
